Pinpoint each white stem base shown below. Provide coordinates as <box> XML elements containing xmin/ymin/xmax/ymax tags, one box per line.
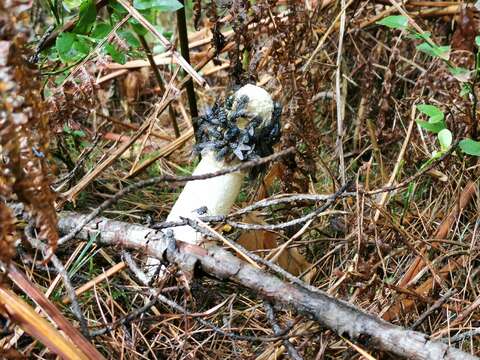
<box><xmin>166</xmin><ymin>151</ymin><xmax>244</xmax><ymax>244</ymax></box>
<box><xmin>146</xmin><ymin>151</ymin><xmax>244</xmax><ymax>275</ymax></box>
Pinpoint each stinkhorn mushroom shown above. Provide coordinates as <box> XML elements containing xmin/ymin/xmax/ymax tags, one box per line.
<box><xmin>146</xmin><ymin>84</ymin><xmax>281</xmax><ymax>276</ymax></box>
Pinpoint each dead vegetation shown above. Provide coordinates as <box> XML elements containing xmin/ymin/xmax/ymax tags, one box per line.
<box><xmin>1</xmin><ymin>0</ymin><xmax>480</xmax><ymax>359</ymax></box>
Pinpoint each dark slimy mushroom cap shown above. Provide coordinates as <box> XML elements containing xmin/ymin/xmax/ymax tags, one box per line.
<box><xmin>193</xmin><ymin>84</ymin><xmax>282</xmax><ymax>163</ymax></box>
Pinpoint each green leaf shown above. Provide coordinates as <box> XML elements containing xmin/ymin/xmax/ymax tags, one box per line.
<box><xmin>459</xmin><ymin>138</ymin><xmax>480</xmax><ymax>156</ymax></box>
<box><xmin>74</xmin><ymin>0</ymin><xmax>97</xmax><ymax>34</ymax></box>
<box><xmin>63</xmin><ymin>0</ymin><xmax>83</xmax><ymax>11</ymax></box>
<box><xmin>133</xmin><ymin>0</ymin><xmax>183</xmax><ymax>11</ymax></box>
<box><xmin>416</xmin><ymin>104</ymin><xmax>446</xmax><ymax>133</ymax></box>
<box><xmin>407</xmin><ymin>31</ymin><xmax>431</xmax><ymax>40</ymax></box>
<box><xmin>63</xmin><ymin>124</ymin><xmax>73</xmax><ymax>134</ymax></box>
<box><xmin>438</xmin><ymin>129</ymin><xmax>452</xmax><ymax>151</ymax></box>
<box><xmin>431</xmin><ymin>150</ymin><xmax>442</xmax><ymax>160</ymax></box>
<box><xmin>119</xmin><ymin>30</ymin><xmax>141</xmax><ymax>48</ymax></box>
<box><xmin>416</xmin><ymin>42</ymin><xmax>450</xmax><ymax>60</ymax></box>
<box><xmin>56</xmin><ymin>32</ymin><xmax>91</xmax><ymax>63</ymax></box>
<box><xmin>108</xmin><ymin>0</ymin><xmax>128</xmax><ymax>13</ymax></box>
<box><xmin>448</xmin><ymin>66</ymin><xmax>471</xmax><ymax>82</ymax></box>
<box><xmin>476</xmin><ymin>35</ymin><xmax>480</xmax><ymax>47</ymax></box>
<box><xmin>376</xmin><ymin>15</ymin><xmax>408</xmax><ymax>30</ymax></box>
<box><xmin>416</xmin><ymin>104</ymin><xmax>444</xmax><ymax>122</ymax></box>
<box><xmin>105</xmin><ymin>43</ymin><xmax>126</xmax><ymax>64</ymax></box>
<box><xmin>129</xmin><ymin>18</ymin><xmax>148</xmax><ymax>36</ymax></box>
<box><xmin>72</xmin><ymin>130</ymin><xmax>86</xmax><ymax>137</ymax></box>
<box><xmin>460</xmin><ymin>83</ymin><xmax>473</xmax><ymax>97</ymax></box>
<box><xmin>416</xmin><ymin>119</ymin><xmax>446</xmax><ymax>133</ymax></box>
<box><xmin>56</xmin><ymin>33</ymin><xmax>75</xmax><ymax>58</ymax></box>
<box><xmin>91</xmin><ymin>23</ymin><xmax>113</xmax><ymax>39</ymax></box>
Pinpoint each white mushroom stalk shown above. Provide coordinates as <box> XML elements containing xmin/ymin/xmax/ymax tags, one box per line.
<box><xmin>146</xmin><ymin>84</ymin><xmax>281</xmax><ymax>276</ymax></box>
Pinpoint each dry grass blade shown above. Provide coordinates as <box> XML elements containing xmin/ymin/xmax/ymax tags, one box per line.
<box><xmin>60</xmin><ymin>97</ymin><xmax>175</xmax><ymax>204</ymax></box>
<box><xmin>341</xmin><ymin>336</ymin><xmax>377</xmax><ymax>360</ymax></box>
<box><xmin>116</xmin><ymin>0</ymin><xmax>208</xmax><ymax>88</ymax></box>
<box><xmin>0</xmin><ymin>287</ymin><xmax>91</xmax><ymax>360</ymax></box>
<box><xmin>6</xmin><ymin>264</ymin><xmax>105</xmax><ymax>359</ymax></box>
<box><xmin>62</xmin><ymin>262</ymin><xmax>126</xmax><ymax>305</ymax></box>
<box><xmin>126</xmin><ymin>127</ymin><xmax>194</xmax><ymax>178</ymax></box>
<box><xmin>383</xmin><ymin>181</ymin><xmax>477</xmax><ymax>321</ymax></box>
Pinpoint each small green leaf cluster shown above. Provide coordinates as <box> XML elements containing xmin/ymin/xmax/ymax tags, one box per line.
<box><xmin>52</xmin><ymin>0</ymin><xmax>182</xmax><ymax>65</ymax></box>
<box><xmin>376</xmin><ymin>15</ymin><xmax>469</xmax><ymax>81</ymax></box>
<box><xmin>63</xmin><ymin>125</ymin><xmax>90</xmax><ymax>153</ymax></box>
<box><xmin>416</xmin><ymin>104</ymin><xmax>480</xmax><ymax>157</ymax></box>
<box><xmin>378</xmin><ymin>15</ymin><xmax>480</xmax><ymax>158</ymax></box>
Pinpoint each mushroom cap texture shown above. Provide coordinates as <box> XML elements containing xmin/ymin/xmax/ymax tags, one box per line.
<box><xmin>233</xmin><ymin>84</ymin><xmax>274</xmax><ymax>126</ymax></box>
<box><xmin>193</xmin><ymin>83</ymin><xmax>281</xmax><ymax>162</ymax></box>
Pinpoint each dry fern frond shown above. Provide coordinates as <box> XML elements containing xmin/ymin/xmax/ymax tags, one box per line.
<box><xmin>0</xmin><ymin>1</ymin><xmax>58</xmax><ymax>260</ymax></box>
<box><xmin>0</xmin><ymin>203</ymin><xmax>15</xmax><ymax>278</ymax></box>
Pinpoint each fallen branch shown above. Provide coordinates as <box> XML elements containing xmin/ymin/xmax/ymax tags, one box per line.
<box><xmin>54</xmin><ymin>211</ymin><xmax>477</xmax><ymax>360</ymax></box>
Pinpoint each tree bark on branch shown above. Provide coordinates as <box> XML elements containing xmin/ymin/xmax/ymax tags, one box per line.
<box><xmin>55</xmin><ymin>211</ymin><xmax>477</xmax><ymax>360</ymax></box>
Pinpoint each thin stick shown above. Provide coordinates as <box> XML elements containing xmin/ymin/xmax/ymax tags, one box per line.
<box><xmin>410</xmin><ymin>290</ymin><xmax>455</xmax><ymax>330</ymax></box>
<box><xmin>58</xmin><ymin>148</ymin><xmax>295</xmax><ymax>245</ymax></box>
<box><xmin>138</xmin><ymin>34</ymin><xmax>180</xmax><ymax>138</ymax></box>
<box><xmin>176</xmin><ymin>0</ymin><xmax>198</xmax><ymax>118</ymax></box>
<box><xmin>184</xmin><ymin>218</ymin><xmax>261</xmax><ymax>268</ymax></box>
<box><xmin>6</xmin><ymin>264</ymin><xmax>105</xmax><ymax>359</ymax></box>
<box><xmin>303</xmin><ymin>0</ymin><xmax>354</xmax><ymax>71</ymax></box>
<box><xmin>372</xmin><ymin>107</ymin><xmax>415</xmax><ymax>222</ymax></box>
<box><xmin>60</xmin><ymin>96</ymin><xmax>174</xmax><ymax>204</ymax></box>
<box><xmin>61</xmin><ymin>262</ymin><xmax>127</xmax><ymax>305</ymax></box>
<box><xmin>24</xmin><ymin>226</ymin><xmax>90</xmax><ymax>339</ymax></box>
<box><xmin>116</xmin><ymin>0</ymin><xmax>208</xmax><ymax>88</ymax></box>
<box><xmin>86</xmin><ymin>109</ymin><xmax>174</xmax><ymax>141</ymax></box>
<box><xmin>335</xmin><ymin>0</ymin><xmax>347</xmax><ymax>186</ymax></box>
<box><xmin>264</xmin><ymin>301</ymin><xmax>303</xmax><ymax>360</ymax></box>
<box><xmin>0</xmin><ymin>288</ymin><xmax>90</xmax><ymax>360</ymax></box>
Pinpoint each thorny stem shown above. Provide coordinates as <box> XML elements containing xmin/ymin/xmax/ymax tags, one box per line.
<box><xmin>137</xmin><ymin>34</ymin><xmax>180</xmax><ymax>138</ymax></box>
<box><xmin>176</xmin><ymin>0</ymin><xmax>198</xmax><ymax>118</ymax></box>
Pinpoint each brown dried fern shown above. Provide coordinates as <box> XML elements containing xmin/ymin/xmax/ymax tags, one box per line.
<box><xmin>0</xmin><ymin>2</ymin><xmax>58</xmax><ymax>261</ymax></box>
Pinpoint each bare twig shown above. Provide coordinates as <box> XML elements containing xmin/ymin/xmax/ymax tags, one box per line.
<box><xmin>410</xmin><ymin>290</ymin><xmax>455</xmax><ymax>330</ymax></box>
<box><xmin>58</xmin><ymin>147</ymin><xmax>295</xmax><ymax>245</ymax></box>
<box><xmin>444</xmin><ymin>328</ymin><xmax>480</xmax><ymax>344</ymax></box>
<box><xmin>335</xmin><ymin>0</ymin><xmax>347</xmax><ymax>186</ymax></box>
<box><xmin>116</xmin><ymin>0</ymin><xmax>208</xmax><ymax>88</ymax></box>
<box><xmin>53</xmin><ymin>211</ymin><xmax>478</xmax><ymax>360</ymax></box>
<box><xmin>24</xmin><ymin>225</ymin><xmax>90</xmax><ymax>339</ymax></box>
<box><xmin>138</xmin><ymin>34</ymin><xmax>180</xmax><ymax>138</ymax></box>
<box><xmin>264</xmin><ymin>301</ymin><xmax>304</xmax><ymax>360</ymax></box>
<box><xmin>224</xmin><ymin>181</ymin><xmax>350</xmax><ymax>231</ymax></box>
<box><xmin>154</xmin><ymin>292</ymin><xmax>297</xmax><ymax>343</ymax></box>
<box><xmin>5</xmin><ymin>264</ymin><xmax>105</xmax><ymax>360</ymax></box>
<box><xmin>92</xmin><ymin>260</ymin><xmax>297</xmax><ymax>342</ymax></box>
<box><xmin>176</xmin><ymin>0</ymin><xmax>198</xmax><ymax>119</ymax></box>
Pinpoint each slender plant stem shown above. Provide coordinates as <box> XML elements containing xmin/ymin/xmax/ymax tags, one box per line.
<box><xmin>176</xmin><ymin>0</ymin><xmax>198</xmax><ymax>118</ymax></box>
<box><xmin>138</xmin><ymin>34</ymin><xmax>180</xmax><ymax>138</ymax></box>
